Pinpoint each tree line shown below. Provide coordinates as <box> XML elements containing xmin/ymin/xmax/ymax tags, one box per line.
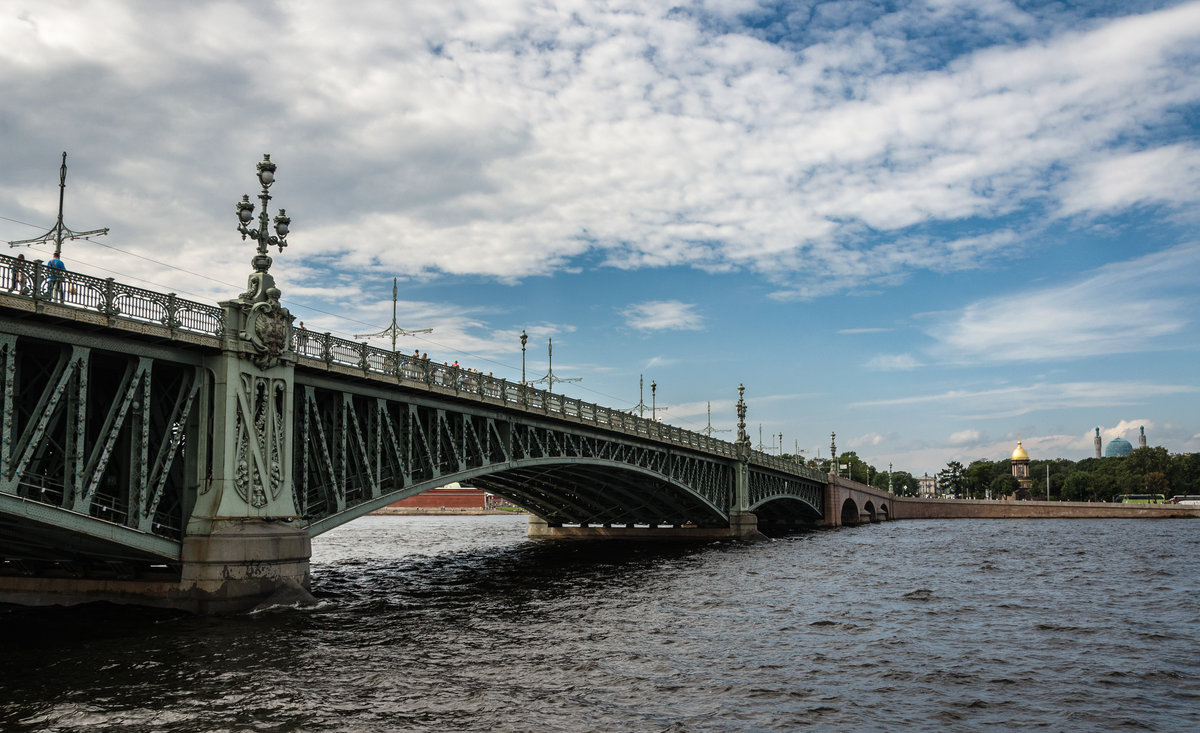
<box><xmin>781</xmin><ymin>446</ymin><xmax>1200</xmax><ymax>501</ymax></box>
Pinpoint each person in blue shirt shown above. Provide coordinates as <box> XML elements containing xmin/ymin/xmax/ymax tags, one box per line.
<box><xmin>46</xmin><ymin>255</ymin><xmax>66</xmax><ymax>301</ymax></box>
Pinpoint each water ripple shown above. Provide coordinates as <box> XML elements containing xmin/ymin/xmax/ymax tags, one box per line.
<box><xmin>2</xmin><ymin>516</ymin><xmax>1198</xmax><ymax>731</ymax></box>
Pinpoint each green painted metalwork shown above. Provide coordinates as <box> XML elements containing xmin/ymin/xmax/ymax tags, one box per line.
<box><xmin>0</xmin><ymin>231</ymin><xmax>844</xmax><ymax>577</ymax></box>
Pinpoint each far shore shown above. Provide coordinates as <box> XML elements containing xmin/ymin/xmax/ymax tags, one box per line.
<box><xmin>371</xmin><ymin>507</ymin><xmax>527</xmax><ymax>516</ymax></box>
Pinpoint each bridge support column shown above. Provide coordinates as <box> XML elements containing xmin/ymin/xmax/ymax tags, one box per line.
<box><xmin>728</xmin><ymin>511</ymin><xmax>763</xmax><ymax>539</ymax></box>
<box><xmin>821</xmin><ymin>477</ymin><xmax>841</xmax><ymax>527</ymax></box>
<box><xmin>177</xmin><ymin>252</ymin><xmax>313</xmax><ymax>613</ymax></box>
<box><xmin>179</xmin><ymin>521</ymin><xmax>312</xmax><ymax>613</ymax></box>
<box><xmin>728</xmin><ymin>384</ymin><xmax>765</xmax><ymax>541</ymax></box>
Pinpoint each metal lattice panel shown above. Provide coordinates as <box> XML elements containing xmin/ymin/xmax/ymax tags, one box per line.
<box><xmin>294</xmin><ymin>376</ymin><xmax>741</xmax><ymax>533</ymax></box>
<box><xmin>748</xmin><ymin>468</ymin><xmax>824</xmax><ymax>516</ymax></box>
<box><xmin>0</xmin><ymin>328</ymin><xmax>207</xmax><ymax>568</ymax></box>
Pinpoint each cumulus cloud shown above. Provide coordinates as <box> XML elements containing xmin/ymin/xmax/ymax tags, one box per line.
<box><xmin>855</xmin><ymin>381</ymin><xmax>1200</xmax><ymax>419</ymax></box>
<box><xmin>948</xmin><ymin>429</ymin><xmax>981</xmax><ymax>445</ymax></box>
<box><xmin>2</xmin><ymin>1</ymin><xmax>1199</xmax><ymax>302</ymax></box>
<box><xmin>930</xmin><ymin>242</ymin><xmax>1200</xmax><ymax>364</ymax></box>
<box><xmin>1059</xmin><ymin>145</ymin><xmax>1200</xmax><ymax>217</ymax></box>
<box><xmin>866</xmin><ymin>353</ymin><xmax>922</xmax><ymax>370</ymax></box>
<box><xmin>848</xmin><ymin>432</ymin><xmax>888</xmax><ymax>449</ymax></box>
<box><xmin>622</xmin><ymin>300</ymin><xmax>705</xmax><ymax>332</ymax></box>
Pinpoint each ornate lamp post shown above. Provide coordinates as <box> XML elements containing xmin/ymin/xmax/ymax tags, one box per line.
<box><xmin>651</xmin><ymin>380</ymin><xmax>657</xmax><ymax>421</ymax></box>
<box><xmin>830</xmin><ymin>431</ymin><xmax>837</xmax><ymax>476</ymax></box>
<box><xmin>736</xmin><ymin>384</ymin><xmax>748</xmax><ymax>446</ymax></box>
<box><xmin>520</xmin><ymin>330</ymin><xmax>527</xmax><ymax>385</ymax></box>
<box><xmin>236</xmin><ymin>154</ymin><xmax>290</xmax><ymax>302</ymax></box>
<box><xmin>227</xmin><ymin>154</ymin><xmax>295</xmax><ymax>370</ymax></box>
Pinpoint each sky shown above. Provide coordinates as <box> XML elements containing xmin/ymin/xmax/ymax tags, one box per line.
<box><xmin>1</xmin><ymin>0</ymin><xmax>1198</xmax><ymax>477</ymax></box>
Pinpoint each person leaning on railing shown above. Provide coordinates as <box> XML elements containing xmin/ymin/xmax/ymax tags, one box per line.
<box><xmin>45</xmin><ymin>255</ymin><xmax>66</xmax><ymax>301</ymax></box>
<box><xmin>8</xmin><ymin>254</ymin><xmax>28</xmax><ymax>294</ymax></box>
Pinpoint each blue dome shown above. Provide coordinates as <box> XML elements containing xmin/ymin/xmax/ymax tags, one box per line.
<box><xmin>1105</xmin><ymin>437</ymin><xmax>1133</xmax><ymax>457</ymax></box>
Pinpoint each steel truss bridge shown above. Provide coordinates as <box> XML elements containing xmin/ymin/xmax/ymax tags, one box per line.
<box><xmin>0</xmin><ymin>253</ymin><xmax>890</xmax><ymax>605</ymax></box>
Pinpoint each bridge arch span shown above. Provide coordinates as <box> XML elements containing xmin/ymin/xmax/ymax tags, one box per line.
<box><xmin>840</xmin><ymin>497</ymin><xmax>861</xmax><ymax>526</ymax></box>
<box><xmin>307</xmin><ymin>457</ymin><xmax>732</xmax><ymax>537</ymax></box>
<box><xmin>750</xmin><ymin>495</ymin><xmax>824</xmax><ymax>529</ymax></box>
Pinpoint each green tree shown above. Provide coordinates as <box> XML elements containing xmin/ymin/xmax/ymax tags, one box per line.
<box><xmin>991</xmin><ymin>473</ymin><xmax>1020</xmax><ymax>499</ymax></box>
<box><xmin>938</xmin><ymin>461</ymin><xmax>966</xmax><ymax>497</ymax></box>
<box><xmin>1169</xmin><ymin>452</ymin><xmax>1200</xmax><ymax>494</ymax></box>
<box><xmin>891</xmin><ymin>471</ymin><xmax>919</xmax><ymax>496</ymax></box>
<box><xmin>965</xmin><ymin>460</ymin><xmax>996</xmax><ymax>499</ymax></box>
<box><xmin>1060</xmin><ymin>471</ymin><xmax>1094</xmax><ymax>502</ymax></box>
<box><xmin>1145</xmin><ymin>471</ymin><xmax>1169</xmax><ymax>496</ymax></box>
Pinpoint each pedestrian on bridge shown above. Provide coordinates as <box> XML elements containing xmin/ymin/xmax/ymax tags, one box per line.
<box><xmin>45</xmin><ymin>255</ymin><xmax>66</xmax><ymax>301</ymax></box>
<box><xmin>9</xmin><ymin>254</ymin><xmax>28</xmax><ymax>293</ymax></box>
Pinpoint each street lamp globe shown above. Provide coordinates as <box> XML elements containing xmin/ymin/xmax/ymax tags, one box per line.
<box><xmin>237</xmin><ymin>196</ymin><xmax>255</xmax><ymax>224</ymax></box>
<box><xmin>257</xmin><ymin>156</ymin><xmax>276</xmax><ymax>187</ymax></box>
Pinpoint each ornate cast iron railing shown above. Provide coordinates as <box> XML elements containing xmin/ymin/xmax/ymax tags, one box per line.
<box><xmin>0</xmin><ymin>253</ymin><xmax>820</xmax><ymax>469</ymax></box>
<box><xmin>0</xmin><ymin>252</ymin><xmax>223</xmax><ymax>336</ymax></box>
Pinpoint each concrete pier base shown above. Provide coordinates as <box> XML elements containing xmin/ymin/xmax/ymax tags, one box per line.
<box><xmin>528</xmin><ymin>513</ymin><xmax>767</xmax><ymax>541</ymax></box>
<box><xmin>179</xmin><ymin>521</ymin><xmax>315</xmax><ymax>614</ymax></box>
<box><xmin>0</xmin><ymin>521</ymin><xmax>314</xmax><ymax>614</ymax></box>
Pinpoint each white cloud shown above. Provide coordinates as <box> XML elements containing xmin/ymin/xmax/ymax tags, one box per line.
<box><xmin>930</xmin><ymin>242</ymin><xmax>1200</xmax><ymax>364</ymax></box>
<box><xmin>848</xmin><ymin>432</ymin><xmax>888</xmax><ymax>449</ymax></box>
<box><xmin>855</xmin><ymin>381</ymin><xmax>1200</xmax><ymax>418</ymax></box>
<box><xmin>866</xmin><ymin>353</ymin><xmax>922</xmax><ymax>370</ymax></box>
<box><xmin>3</xmin><ymin>1</ymin><xmax>1198</xmax><ymax>299</ymax></box>
<box><xmin>622</xmin><ymin>300</ymin><xmax>705</xmax><ymax>331</ymax></box>
<box><xmin>948</xmin><ymin>429</ymin><xmax>981</xmax><ymax>445</ymax></box>
<box><xmin>1059</xmin><ymin>144</ymin><xmax>1200</xmax><ymax>217</ymax></box>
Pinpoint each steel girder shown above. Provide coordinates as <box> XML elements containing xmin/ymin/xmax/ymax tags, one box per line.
<box><xmin>0</xmin><ymin>331</ymin><xmax>209</xmax><ymax>568</ymax></box>
<box><xmin>294</xmin><ymin>379</ymin><xmax>736</xmax><ymax>535</ymax></box>
<box><xmin>747</xmin><ymin>467</ymin><xmax>825</xmax><ymax>524</ymax></box>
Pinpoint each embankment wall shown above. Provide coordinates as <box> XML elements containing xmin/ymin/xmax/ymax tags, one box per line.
<box><xmin>890</xmin><ymin>497</ymin><xmax>1200</xmax><ymax>520</ymax></box>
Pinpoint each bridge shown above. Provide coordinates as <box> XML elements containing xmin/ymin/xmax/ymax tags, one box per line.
<box><xmin>0</xmin><ymin>159</ymin><xmax>892</xmax><ymax>612</ymax></box>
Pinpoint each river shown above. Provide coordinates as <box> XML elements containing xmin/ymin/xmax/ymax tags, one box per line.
<box><xmin>2</xmin><ymin>515</ymin><xmax>1197</xmax><ymax>731</ymax></box>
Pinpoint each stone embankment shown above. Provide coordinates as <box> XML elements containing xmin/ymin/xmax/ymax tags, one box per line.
<box><xmin>890</xmin><ymin>498</ymin><xmax>1200</xmax><ymax>520</ymax></box>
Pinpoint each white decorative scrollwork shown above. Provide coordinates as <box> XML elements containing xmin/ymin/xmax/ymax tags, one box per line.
<box><xmin>232</xmin><ymin>372</ymin><xmax>288</xmax><ymax>508</ymax></box>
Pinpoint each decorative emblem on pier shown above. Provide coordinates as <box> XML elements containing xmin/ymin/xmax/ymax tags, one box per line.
<box><xmin>232</xmin><ymin>375</ymin><xmax>288</xmax><ymax>507</ymax></box>
<box><xmin>247</xmin><ymin>288</ymin><xmax>290</xmax><ymax>369</ymax></box>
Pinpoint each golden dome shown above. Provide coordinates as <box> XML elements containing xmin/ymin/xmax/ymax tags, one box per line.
<box><xmin>1011</xmin><ymin>441</ymin><xmax>1029</xmax><ymax>462</ymax></box>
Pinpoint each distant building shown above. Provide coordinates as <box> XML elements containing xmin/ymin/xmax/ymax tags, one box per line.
<box><xmin>1011</xmin><ymin>441</ymin><xmax>1032</xmax><ymax>493</ymax></box>
<box><xmin>389</xmin><ymin>483</ymin><xmax>488</xmax><ymax>509</ymax></box>
<box><xmin>1105</xmin><ymin>437</ymin><xmax>1133</xmax><ymax>458</ymax></box>
<box><xmin>917</xmin><ymin>473</ymin><xmax>937</xmax><ymax>498</ymax></box>
<box><xmin>1095</xmin><ymin>425</ymin><xmax>1147</xmax><ymax>458</ymax></box>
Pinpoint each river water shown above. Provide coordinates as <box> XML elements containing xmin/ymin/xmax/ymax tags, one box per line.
<box><xmin>2</xmin><ymin>515</ymin><xmax>1197</xmax><ymax>731</ymax></box>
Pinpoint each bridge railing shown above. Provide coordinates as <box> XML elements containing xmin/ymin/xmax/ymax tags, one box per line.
<box><xmin>0</xmin><ymin>253</ymin><xmax>785</xmax><ymax>468</ymax></box>
<box><xmin>284</xmin><ymin>321</ymin><xmax>741</xmax><ymax>457</ymax></box>
<box><xmin>0</xmin><ymin>253</ymin><xmax>225</xmax><ymax>336</ymax></box>
<box><xmin>748</xmin><ymin>449</ymin><xmax>830</xmax><ymax>482</ymax></box>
